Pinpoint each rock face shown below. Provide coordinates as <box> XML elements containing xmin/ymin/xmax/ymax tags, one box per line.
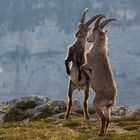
<box><xmin>0</xmin><ymin>1</ymin><xmax>140</xmax><ymax>108</ymax></box>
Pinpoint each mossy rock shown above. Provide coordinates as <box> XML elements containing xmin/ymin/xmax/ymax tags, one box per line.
<box><xmin>44</xmin><ymin>100</ymin><xmax>66</xmax><ymax>114</ymax></box>
<box><xmin>0</xmin><ymin>103</ymin><xmax>10</xmax><ymax>113</ymax></box>
<box><xmin>33</xmin><ymin>100</ymin><xmax>67</xmax><ymax>120</ymax></box>
<box><xmin>12</xmin><ymin>96</ymin><xmax>49</xmax><ymax>111</ymax></box>
<box><xmin>4</xmin><ymin>108</ymin><xmax>33</xmax><ymax>122</ymax></box>
<box><xmin>16</xmin><ymin>100</ymin><xmax>37</xmax><ymax>110</ymax></box>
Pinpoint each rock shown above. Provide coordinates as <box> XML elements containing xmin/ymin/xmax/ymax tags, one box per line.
<box><xmin>1</xmin><ymin>96</ymin><xmax>139</xmax><ymax>122</ymax></box>
<box><xmin>22</xmin><ymin>118</ymin><xmax>30</xmax><ymax>123</ymax></box>
<box><xmin>32</xmin><ymin>96</ymin><xmax>50</xmax><ymax>105</ymax></box>
<box><xmin>32</xmin><ymin>112</ymin><xmax>42</xmax><ymax>119</ymax></box>
<box><xmin>45</xmin><ymin>100</ymin><xmax>67</xmax><ymax>114</ymax></box>
<box><xmin>9</xmin><ymin>96</ymin><xmax>50</xmax><ymax>110</ymax></box>
<box><xmin>0</xmin><ymin>113</ymin><xmax>4</xmax><ymax>122</ymax></box>
<box><xmin>129</xmin><ymin>110</ymin><xmax>140</xmax><ymax>117</ymax></box>
<box><xmin>135</xmin><ymin>108</ymin><xmax>140</xmax><ymax>112</ymax></box>
<box><xmin>24</xmin><ymin>108</ymin><xmax>35</xmax><ymax>114</ymax></box>
<box><xmin>32</xmin><ymin>100</ymin><xmax>67</xmax><ymax>120</ymax></box>
<box><xmin>112</xmin><ymin>106</ymin><xmax>127</xmax><ymax>116</ymax></box>
<box><xmin>2</xmin><ymin>97</ymin><xmax>67</xmax><ymax>122</ymax></box>
<box><xmin>118</xmin><ymin>108</ymin><xmax>127</xmax><ymax>116</ymax></box>
<box><xmin>1</xmin><ymin>96</ymin><xmax>50</xmax><ymax>122</ymax></box>
<box><xmin>34</xmin><ymin>104</ymin><xmax>45</xmax><ymax>112</ymax></box>
<box><xmin>4</xmin><ymin>108</ymin><xmax>25</xmax><ymax>122</ymax></box>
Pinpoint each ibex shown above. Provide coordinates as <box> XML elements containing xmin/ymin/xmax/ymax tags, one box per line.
<box><xmin>65</xmin><ymin>8</ymin><xmax>103</xmax><ymax>120</ymax></box>
<box><xmin>81</xmin><ymin>16</ymin><xmax>117</xmax><ymax>136</ymax></box>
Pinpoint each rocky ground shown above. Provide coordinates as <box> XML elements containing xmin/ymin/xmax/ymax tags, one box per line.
<box><xmin>0</xmin><ymin>96</ymin><xmax>140</xmax><ymax>140</ymax></box>
<box><xmin>0</xmin><ymin>96</ymin><xmax>140</xmax><ymax>122</ymax></box>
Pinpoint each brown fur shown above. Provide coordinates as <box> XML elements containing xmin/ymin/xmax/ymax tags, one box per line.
<box><xmin>81</xmin><ymin>27</ymin><xmax>117</xmax><ymax>136</ymax></box>
<box><xmin>65</xmin><ymin>22</ymin><xmax>90</xmax><ymax>120</ymax></box>
<box><xmin>64</xmin><ymin>10</ymin><xmax>104</xmax><ymax>120</ymax></box>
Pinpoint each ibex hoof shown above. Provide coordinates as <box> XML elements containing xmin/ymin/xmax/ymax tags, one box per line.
<box><xmin>85</xmin><ymin>115</ymin><xmax>90</xmax><ymax>120</ymax></box>
<box><xmin>98</xmin><ymin>132</ymin><xmax>105</xmax><ymax>137</ymax></box>
<box><xmin>65</xmin><ymin>114</ymin><xmax>70</xmax><ymax>120</ymax></box>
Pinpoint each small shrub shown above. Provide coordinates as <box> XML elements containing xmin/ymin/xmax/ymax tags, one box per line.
<box><xmin>4</xmin><ymin>109</ymin><xmax>33</xmax><ymax>122</ymax></box>
<box><xmin>16</xmin><ymin>100</ymin><xmax>37</xmax><ymax>110</ymax></box>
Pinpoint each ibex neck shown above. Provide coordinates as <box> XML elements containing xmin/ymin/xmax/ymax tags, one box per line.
<box><xmin>90</xmin><ymin>37</ymin><xmax>108</xmax><ymax>54</ymax></box>
<box><xmin>75</xmin><ymin>37</ymin><xmax>87</xmax><ymax>47</ymax></box>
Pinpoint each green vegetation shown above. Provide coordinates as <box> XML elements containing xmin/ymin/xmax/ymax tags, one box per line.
<box><xmin>0</xmin><ymin>116</ymin><xmax>140</xmax><ymax>140</ymax></box>
<box><xmin>4</xmin><ymin>108</ymin><xmax>34</xmax><ymax>122</ymax></box>
<box><xmin>112</xmin><ymin>117</ymin><xmax>140</xmax><ymax>131</ymax></box>
<box><xmin>74</xmin><ymin>107</ymin><xmax>96</xmax><ymax>115</ymax></box>
<box><xmin>16</xmin><ymin>100</ymin><xmax>37</xmax><ymax>110</ymax></box>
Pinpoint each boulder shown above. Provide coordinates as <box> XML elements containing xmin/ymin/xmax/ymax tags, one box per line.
<box><xmin>4</xmin><ymin>108</ymin><xmax>27</xmax><ymax>122</ymax></box>
<box><xmin>1</xmin><ymin>96</ymin><xmax>50</xmax><ymax>122</ymax></box>
<box><xmin>33</xmin><ymin>100</ymin><xmax>67</xmax><ymax>119</ymax></box>
<box><xmin>112</xmin><ymin>106</ymin><xmax>127</xmax><ymax>116</ymax></box>
<box><xmin>129</xmin><ymin>109</ymin><xmax>140</xmax><ymax>117</ymax></box>
<box><xmin>9</xmin><ymin>96</ymin><xmax>50</xmax><ymax>110</ymax></box>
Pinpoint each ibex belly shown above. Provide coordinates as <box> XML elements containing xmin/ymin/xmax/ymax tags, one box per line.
<box><xmin>70</xmin><ymin>66</ymin><xmax>87</xmax><ymax>87</ymax></box>
<box><xmin>91</xmin><ymin>73</ymin><xmax>116</xmax><ymax>108</ymax></box>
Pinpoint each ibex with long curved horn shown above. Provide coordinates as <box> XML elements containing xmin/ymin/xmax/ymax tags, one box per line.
<box><xmin>65</xmin><ymin>8</ymin><xmax>104</xmax><ymax>120</ymax></box>
<box><xmin>81</xmin><ymin>16</ymin><xmax>117</xmax><ymax>135</ymax></box>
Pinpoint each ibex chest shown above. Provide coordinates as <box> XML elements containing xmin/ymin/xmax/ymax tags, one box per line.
<box><xmin>72</xmin><ymin>45</ymin><xmax>85</xmax><ymax>66</ymax></box>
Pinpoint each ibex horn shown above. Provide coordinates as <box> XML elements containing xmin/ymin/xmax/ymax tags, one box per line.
<box><xmin>94</xmin><ymin>15</ymin><xmax>106</xmax><ymax>29</ymax></box>
<box><xmin>86</xmin><ymin>14</ymin><xmax>105</xmax><ymax>26</ymax></box>
<box><xmin>99</xmin><ymin>18</ymin><xmax>117</xmax><ymax>29</ymax></box>
<box><xmin>80</xmin><ymin>8</ymin><xmax>88</xmax><ymax>23</ymax></box>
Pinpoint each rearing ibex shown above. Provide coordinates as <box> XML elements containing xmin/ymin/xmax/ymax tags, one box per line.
<box><xmin>81</xmin><ymin>16</ymin><xmax>117</xmax><ymax>136</ymax></box>
<box><xmin>65</xmin><ymin>8</ymin><xmax>104</xmax><ymax>120</ymax></box>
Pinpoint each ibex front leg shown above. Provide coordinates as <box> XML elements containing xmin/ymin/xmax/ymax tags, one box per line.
<box><xmin>83</xmin><ymin>81</ymin><xmax>90</xmax><ymax>120</ymax></box>
<box><xmin>81</xmin><ymin>64</ymin><xmax>92</xmax><ymax>80</ymax></box>
<box><xmin>65</xmin><ymin>80</ymin><xmax>75</xmax><ymax>120</ymax></box>
<box><xmin>65</xmin><ymin>58</ymin><xmax>71</xmax><ymax>75</ymax></box>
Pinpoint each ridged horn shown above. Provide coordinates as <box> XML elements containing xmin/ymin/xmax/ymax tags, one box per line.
<box><xmin>86</xmin><ymin>14</ymin><xmax>105</xmax><ymax>26</ymax></box>
<box><xmin>99</xmin><ymin>18</ymin><xmax>117</xmax><ymax>29</ymax></box>
<box><xmin>94</xmin><ymin>15</ymin><xmax>106</xmax><ymax>29</ymax></box>
<box><xmin>80</xmin><ymin>8</ymin><xmax>88</xmax><ymax>23</ymax></box>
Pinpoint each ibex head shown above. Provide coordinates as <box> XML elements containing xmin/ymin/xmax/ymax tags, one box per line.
<box><xmin>87</xmin><ymin>16</ymin><xmax>117</xmax><ymax>42</ymax></box>
<box><xmin>75</xmin><ymin>8</ymin><xmax>104</xmax><ymax>38</ymax></box>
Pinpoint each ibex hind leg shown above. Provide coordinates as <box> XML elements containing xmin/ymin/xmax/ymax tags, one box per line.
<box><xmin>65</xmin><ymin>80</ymin><xmax>76</xmax><ymax>120</ymax></box>
<box><xmin>104</xmin><ymin>106</ymin><xmax>111</xmax><ymax>133</ymax></box>
<box><xmin>96</xmin><ymin>108</ymin><xmax>107</xmax><ymax>136</ymax></box>
<box><xmin>93</xmin><ymin>99</ymin><xmax>106</xmax><ymax>136</ymax></box>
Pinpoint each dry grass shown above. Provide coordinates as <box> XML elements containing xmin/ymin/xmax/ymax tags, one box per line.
<box><xmin>0</xmin><ymin>115</ymin><xmax>139</xmax><ymax>140</ymax></box>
